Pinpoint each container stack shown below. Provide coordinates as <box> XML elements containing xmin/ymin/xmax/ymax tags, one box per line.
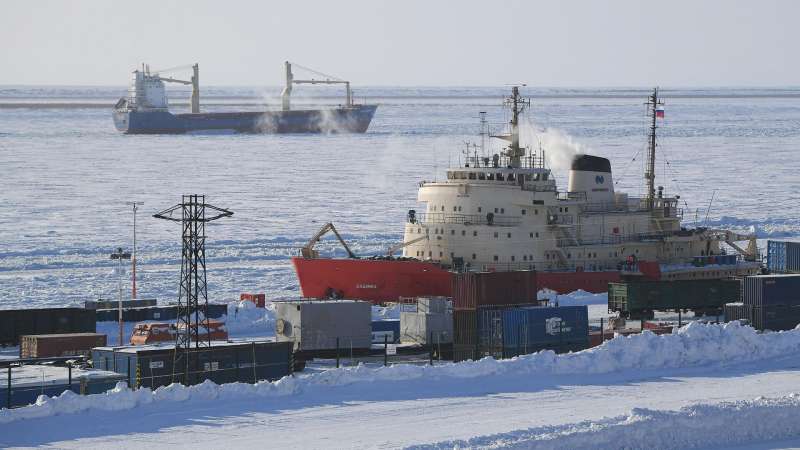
<box><xmin>767</xmin><ymin>240</ymin><xmax>800</xmax><ymax>274</ymax></box>
<box><xmin>20</xmin><ymin>333</ymin><xmax>107</xmax><ymax>358</ymax></box>
<box><xmin>739</xmin><ymin>274</ymin><xmax>800</xmax><ymax>331</ymax></box>
<box><xmin>273</xmin><ymin>300</ymin><xmax>372</xmax><ymax>353</ymax></box>
<box><xmin>400</xmin><ymin>297</ymin><xmax>452</xmax><ymax>345</ymax></box>
<box><xmin>451</xmin><ymin>271</ymin><xmax>589</xmax><ymax>362</ymax></box>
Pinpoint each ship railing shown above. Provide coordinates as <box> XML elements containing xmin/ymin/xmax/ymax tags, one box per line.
<box><xmin>520</xmin><ymin>183</ymin><xmax>557</xmax><ymax>193</ymax></box>
<box><xmin>411</xmin><ymin>212</ymin><xmax>522</xmax><ymax>227</ymax></box>
<box><xmin>464</xmin><ymin>260</ymin><xmax>621</xmax><ymax>273</ymax></box>
<box><xmin>556</xmin><ymin>191</ymin><xmax>587</xmax><ymax>202</ymax></box>
<box><xmin>555</xmin><ymin>231</ymin><xmax>674</xmax><ymax>248</ymax></box>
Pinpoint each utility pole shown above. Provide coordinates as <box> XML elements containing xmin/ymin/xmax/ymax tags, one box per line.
<box><xmin>126</xmin><ymin>201</ymin><xmax>144</xmax><ymax>300</ymax></box>
<box><xmin>110</xmin><ymin>247</ymin><xmax>131</xmax><ymax>346</ymax></box>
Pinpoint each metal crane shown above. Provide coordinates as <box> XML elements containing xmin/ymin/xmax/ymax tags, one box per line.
<box><xmin>706</xmin><ymin>229</ymin><xmax>759</xmax><ymax>261</ymax></box>
<box><xmin>281</xmin><ymin>61</ymin><xmax>353</xmax><ymax>111</ymax></box>
<box><xmin>152</xmin><ymin>63</ymin><xmax>200</xmax><ymax>113</ymax></box>
<box><xmin>300</xmin><ymin>223</ymin><xmax>356</xmax><ymax>259</ymax></box>
<box><xmin>386</xmin><ymin>235</ymin><xmax>429</xmax><ymax>257</ymax></box>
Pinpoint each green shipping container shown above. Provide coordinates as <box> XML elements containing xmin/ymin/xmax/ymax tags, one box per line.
<box><xmin>608</xmin><ymin>279</ymin><xmax>741</xmax><ymax>316</ymax></box>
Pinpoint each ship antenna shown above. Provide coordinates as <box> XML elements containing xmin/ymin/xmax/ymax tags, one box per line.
<box><xmin>645</xmin><ymin>87</ymin><xmax>664</xmax><ymax>209</ymax></box>
<box><xmin>505</xmin><ymin>86</ymin><xmax>530</xmax><ymax>168</ymax></box>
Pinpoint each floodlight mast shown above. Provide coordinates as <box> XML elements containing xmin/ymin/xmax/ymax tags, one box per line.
<box><xmin>153</xmin><ymin>194</ymin><xmax>233</xmax><ymax>384</ymax></box>
<box><xmin>110</xmin><ymin>248</ymin><xmax>131</xmax><ymax>345</ymax></box>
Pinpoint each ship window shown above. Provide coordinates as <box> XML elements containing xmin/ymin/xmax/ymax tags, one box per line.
<box><xmin>535</xmin><ymin>232</ymin><xmax>539</xmax><ymax>238</ymax></box>
<box><xmin>487</xmin><ymin>173</ymin><xmax>495</xmax><ymax>180</ymax></box>
<box><xmin>468</xmin><ymin>172</ymin><xmax>476</xmax><ymax>180</ymax></box>
<box><xmin>530</xmin><ymin>232</ymin><xmax>534</xmax><ymax>238</ymax></box>
<box><xmin>417</xmin><ymin>228</ymin><xmax>421</xmax><ymax>233</ymax></box>
<box><xmin>441</xmin><ymin>206</ymin><xmax>445</xmax><ymax>211</ymax></box>
<box><xmin>494</xmin><ymin>208</ymin><xmax>498</xmax><ymax>213</ymax></box>
<box><xmin>521</xmin><ymin>209</ymin><xmax>526</xmax><ymax>215</ymax></box>
<box><xmin>453</xmin><ymin>206</ymin><xmax>457</xmax><ymax>212</ymax></box>
<box><xmin>478</xmin><ymin>173</ymin><xmax>486</xmax><ymax>180</ymax></box>
<box><xmin>439</xmin><ymin>252</ymin><xmax>443</xmax><ymax>257</ymax></box>
<box><xmin>559</xmin><ymin>207</ymin><xmax>563</xmax><ymax>213</ymax></box>
<box><xmin>567</xmin><ymin>253</ymin><xmax>572</xmax><ymax>259</ymax></box>
<box><xmin>461</xmin><ymin>230</ymin><xmax>466</xmax><ymax>236</ymax></box>
<box><xmin>523</xmin><ymin>255</ymin><xmax>527</xmax><ymax>261</ymax></box>
<box><xmin>497</xmin><ymin>174</ymin><xmax>504</xmax><ymax>181</ymax></box>
<box><xmin>534</xmin><ymin>209</ymin><xmax>538</xmax><ymax>215</ymax></box>
<box><xmin>494</xmin><ymin>232</ymin><xmax>499</xmax><ymax>238</ymax></box>
<box><xmin>511</xmin><ymin>255</ymin><xmax>515</xmax><ymax>261</ymax></box>
<box><xmin>478</xmin><ymin>207</ymin><xmax>482</xmax><ymax>212</ymax></box>
<box><xmin>507</xmin><ymin>233</ymin><xmax>511</xmax><ymax>238</ymax></box>
<box><xmin>508</xmin><ymin>174</ymin><xmax>515</xmax><ymax>182</ymax></box>
<box><xmin>451</xmin><ymin>229</ymin><xmax>455</xmax><ymax>235</ymax></box>
<box><xmin>428</xmin><ymin>251</ymin><xmax>432</xmax><ymax>257</ymax></box>
<box><xmin>493</xmin><ymin>255</ymin><xmax>499</xmax><ymax>261</ymax></box>
<box><xmin>473</xmin><ymin>231</ymin><xmax>478</xmax><ymax>237</ymax></box>
<box><xmin>472</xmin><ymin>253</ymin><xmax>476</xmax><ymax>260</ymax></box>
<box><xmin>458</xmin><ymin>206</ymin><xmax>462</xmax><ymax>212</ymax></box>
<box><xmin>565</xmin><ymin>207</ymin><xmax>569</xmax><ymax>213</ymax></box>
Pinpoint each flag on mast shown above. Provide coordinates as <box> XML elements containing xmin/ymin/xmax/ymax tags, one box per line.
<box><xmin>656</xmin><ymin>105</ymin><xmax>665</xmax><ymax>119</ymax></box>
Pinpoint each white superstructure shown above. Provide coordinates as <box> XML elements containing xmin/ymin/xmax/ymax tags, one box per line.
<box><xmin>401</xmin><ymin>88</ymin><xmax>757</xmax><ymax>273</ymax></box>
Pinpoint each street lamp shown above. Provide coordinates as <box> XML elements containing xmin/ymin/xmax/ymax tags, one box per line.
<box><xmin>110</xmin><ymin>247</ymin><xmax>131</xmax><ymax>346</ymax></box>
<box><xmin>126</xmin><ymin>201</ymin><xmax>144</xmax><ymax>300</ymax></box>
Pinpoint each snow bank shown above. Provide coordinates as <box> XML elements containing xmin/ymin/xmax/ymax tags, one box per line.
<box><xmin>415</xmin><ymin>394</ymin><xmax>800</xmax><ymax>450</ymax></box>
<box><xmin>4</xmin><ymin>321</ymin><xmax>800</xmax><ymax>425</ymax></box>
<box><xmin>224</xmin><ymin>301</ymin><xmax>276</xmax><ymax>336</ymax></box>
<box><xmin>539</xmin><ymin>289</ymin><xmax>607</xmax><ymax>306</ymax></box>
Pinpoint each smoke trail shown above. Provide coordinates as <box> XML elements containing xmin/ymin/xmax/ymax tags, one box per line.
<box><xmin>518</xmin><ymin>118</ymin><xmax>588</xmax><ymax>170</ymax></box>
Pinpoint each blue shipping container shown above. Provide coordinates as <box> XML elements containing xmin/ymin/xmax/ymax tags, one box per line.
<box><xmin>371</xmin><ymin>320</ymin><xmax>400</xmax><ymax>344</ymax></box>
<box><xmin>743</xmin><ymin>274</ymin><xmax>800</xmax><ymax>307</ymax></box>
<box><xmin>767</xmin><ymin>241</ymin><xmax>800</xmax><ymax>274</ymax></box>
<box><xmin>501</xmin><ymin>305</ymin><xmax>589</xmax><ymax>353</ymax></box>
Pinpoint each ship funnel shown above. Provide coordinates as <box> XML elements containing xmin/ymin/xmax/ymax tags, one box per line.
<box><xmin>567</xmin><ymin>154</ymin><xmax>614</xmax><ymax>204</ymax></box>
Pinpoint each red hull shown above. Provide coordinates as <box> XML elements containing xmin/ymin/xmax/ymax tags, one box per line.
<box><xmin>292</xmin><ymin>257</ymin><xmax>620</xmax><ymax>304</ymax></box>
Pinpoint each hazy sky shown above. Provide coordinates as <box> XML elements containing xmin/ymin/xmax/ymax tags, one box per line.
<box><xmin>2</xmin><ymin>0</ymin><xmax>798</xmax><ymax>86</ymax></box>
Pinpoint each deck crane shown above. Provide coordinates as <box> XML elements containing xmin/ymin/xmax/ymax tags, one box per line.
<box><xmin>151</xmin><ymin>63</ymin><xmax>200</xmax><ymax>113</ymax></box>
<box><xmin>386</xmin><ymin>235</ymin><xmax>429</xmax><ymax>257</ymax></box>
<box><xmin>281</xmin><ymin>61</ymin><xmax>353</xmax><ymax>111</ymax></box>
<box><xmin>301</xmin><ymin>223</ymin><xmax>357</xmax><ymax>259</ymax></box>
<box><xmin>706</xmin><ymin>229</ymin><xmax>760</xmax><ymax>262</ymax></box>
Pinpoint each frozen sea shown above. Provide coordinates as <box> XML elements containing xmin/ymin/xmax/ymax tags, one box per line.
<box><xmin>1</xmin><ymin>86</ymin><xmax>799</xmax><ymax>309</ymax></box>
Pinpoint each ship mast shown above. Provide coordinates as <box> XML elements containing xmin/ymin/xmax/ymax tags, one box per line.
<box><xmin>645</xmin><ymin>87</ymin><xmax>663</xmax><ymax>209</ymax></box>
<box><xmin>502</xmin><ymin>86</ymin><xmax>530</xmax><ymax>168</ymax></box>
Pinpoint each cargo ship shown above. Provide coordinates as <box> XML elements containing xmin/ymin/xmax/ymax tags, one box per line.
<box><xmin>113</xmin><ymin>62</ymin><xmax>377</xmax><ymax>134</ymax></box>
<box><xmin>292</xmin><ymin>88</ymin><xmax>759</xmax><ymax>304</ymax></box>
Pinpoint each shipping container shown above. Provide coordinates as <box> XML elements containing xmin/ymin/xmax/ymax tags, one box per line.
<box><xmin>416</xmin><ymin>297</ymin><xmax>449</xmax><ymax>314</ymax></box>
<box><xmin>240</xmin><ymin>293</ymin><xmax>266</xmax><ymax>308</ymax></box>
<box><xmin>608</xmin><ymin>279</ymin><xmax>741</xmax><ymax>317</ymax></box>
<box><xmin>94</xmin><ymin>303</ymin><xmax>227</xmax><ymax>322</ymax></box>
<box><xmin>724</xmin><ymin>302</ymin><xmax>752</xmax><ymax>324</ymax></box>
<box><xmin>85</xmin><ymin>299</ymin><xmax>157</xmax><ymax>310</ymax></box>
<box><xmin>742</xmin><ymin>274</ymin><xmax>800</xmax><ymax>308</ymax></box>
<box><xmin>400</xmin><ymin>311</ymin><xmax>453</xmax><ymax>345</ymax></box>
<box><xmin>0</xmin><ymin>365</ymin><xmax>125</xmax><ymax>408</ymax></box>
<box><xmin>0</xmin><ymin>308</ymin><xmax>96</xmax><ymax>346</ymax></box>
<box><xmin>453</xmin><ymin>306</ymin><xmax>588</xmax><ymax>361</ymax></box>
<box><xmin>273</xmin><ymin>300</ymin><xmax>371</xmax><ymax>351</ymax></box>
<box><xmin>20</xmin><ymin>333</ymin><xmax>107</xmax><ymax>358</ymax></box>
<box><xmin>767</xmin><ymin>240</ymin><xmax>800</xmax><ymax>274</ymax></box>
<box><xmin>452</xmin><ymin>271</ymin><xmax>538</xmax><ymax>310</ymax></box>
<box><xmin>500</xmin><ymin>306</ymin><xmax>589</xmax><ymax>356</ymax></box>
<box><xmin>92</xmin><ymin>341</ymin><xmax>292</xmax><ymax>389</ymax></box>
<box><xmin>751</xmin><ymin>305</ymin><xmax>800</xmax><ymax>331</ymax></box>
<box><xmin>371</xmin><ymin>320</ymin><xmax>400</xmax><ymax>344</ymax></box>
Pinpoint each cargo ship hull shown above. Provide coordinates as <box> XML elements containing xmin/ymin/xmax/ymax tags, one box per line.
<box><xmin>113</xmin><ymin>105</ymin><xmax>377</xmax><ymax>134</ymax></box>
<box><xmin>291</xmin><ymin>257</ymin><xmax>620</xmax><ymax>304</ymax></box>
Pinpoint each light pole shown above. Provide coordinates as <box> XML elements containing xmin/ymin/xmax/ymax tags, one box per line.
<box><xmin>126</xmin><ymin>201</ymin><xmax>144</xmax><ymax>300</ymax></box>
<box><xmin>110</xmin><ymin>247</ymin><xmax>131</xmax><ymax>346</ymax></box>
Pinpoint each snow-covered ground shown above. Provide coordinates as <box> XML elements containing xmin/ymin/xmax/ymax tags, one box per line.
<box><xmin>3</xmin><ymin>322</ymin><xmax>800</xmax><ymax>449</ymax></box>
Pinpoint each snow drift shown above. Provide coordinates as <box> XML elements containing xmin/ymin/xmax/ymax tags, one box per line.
<box><xmin>3</xmin><ymin>321</ymin><xmax>800</xmax><ymax>425</ymax></box>
<box><xmin>415</xmin><ymin>394</ymin><xmax>800</xmax><ymax>449</ymax></box>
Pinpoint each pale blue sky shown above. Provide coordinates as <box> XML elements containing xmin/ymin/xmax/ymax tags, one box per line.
<box><xmin>1</xmin><ymin>0</ymin><xmax>798</xmax><ymax>86</ymax></box>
